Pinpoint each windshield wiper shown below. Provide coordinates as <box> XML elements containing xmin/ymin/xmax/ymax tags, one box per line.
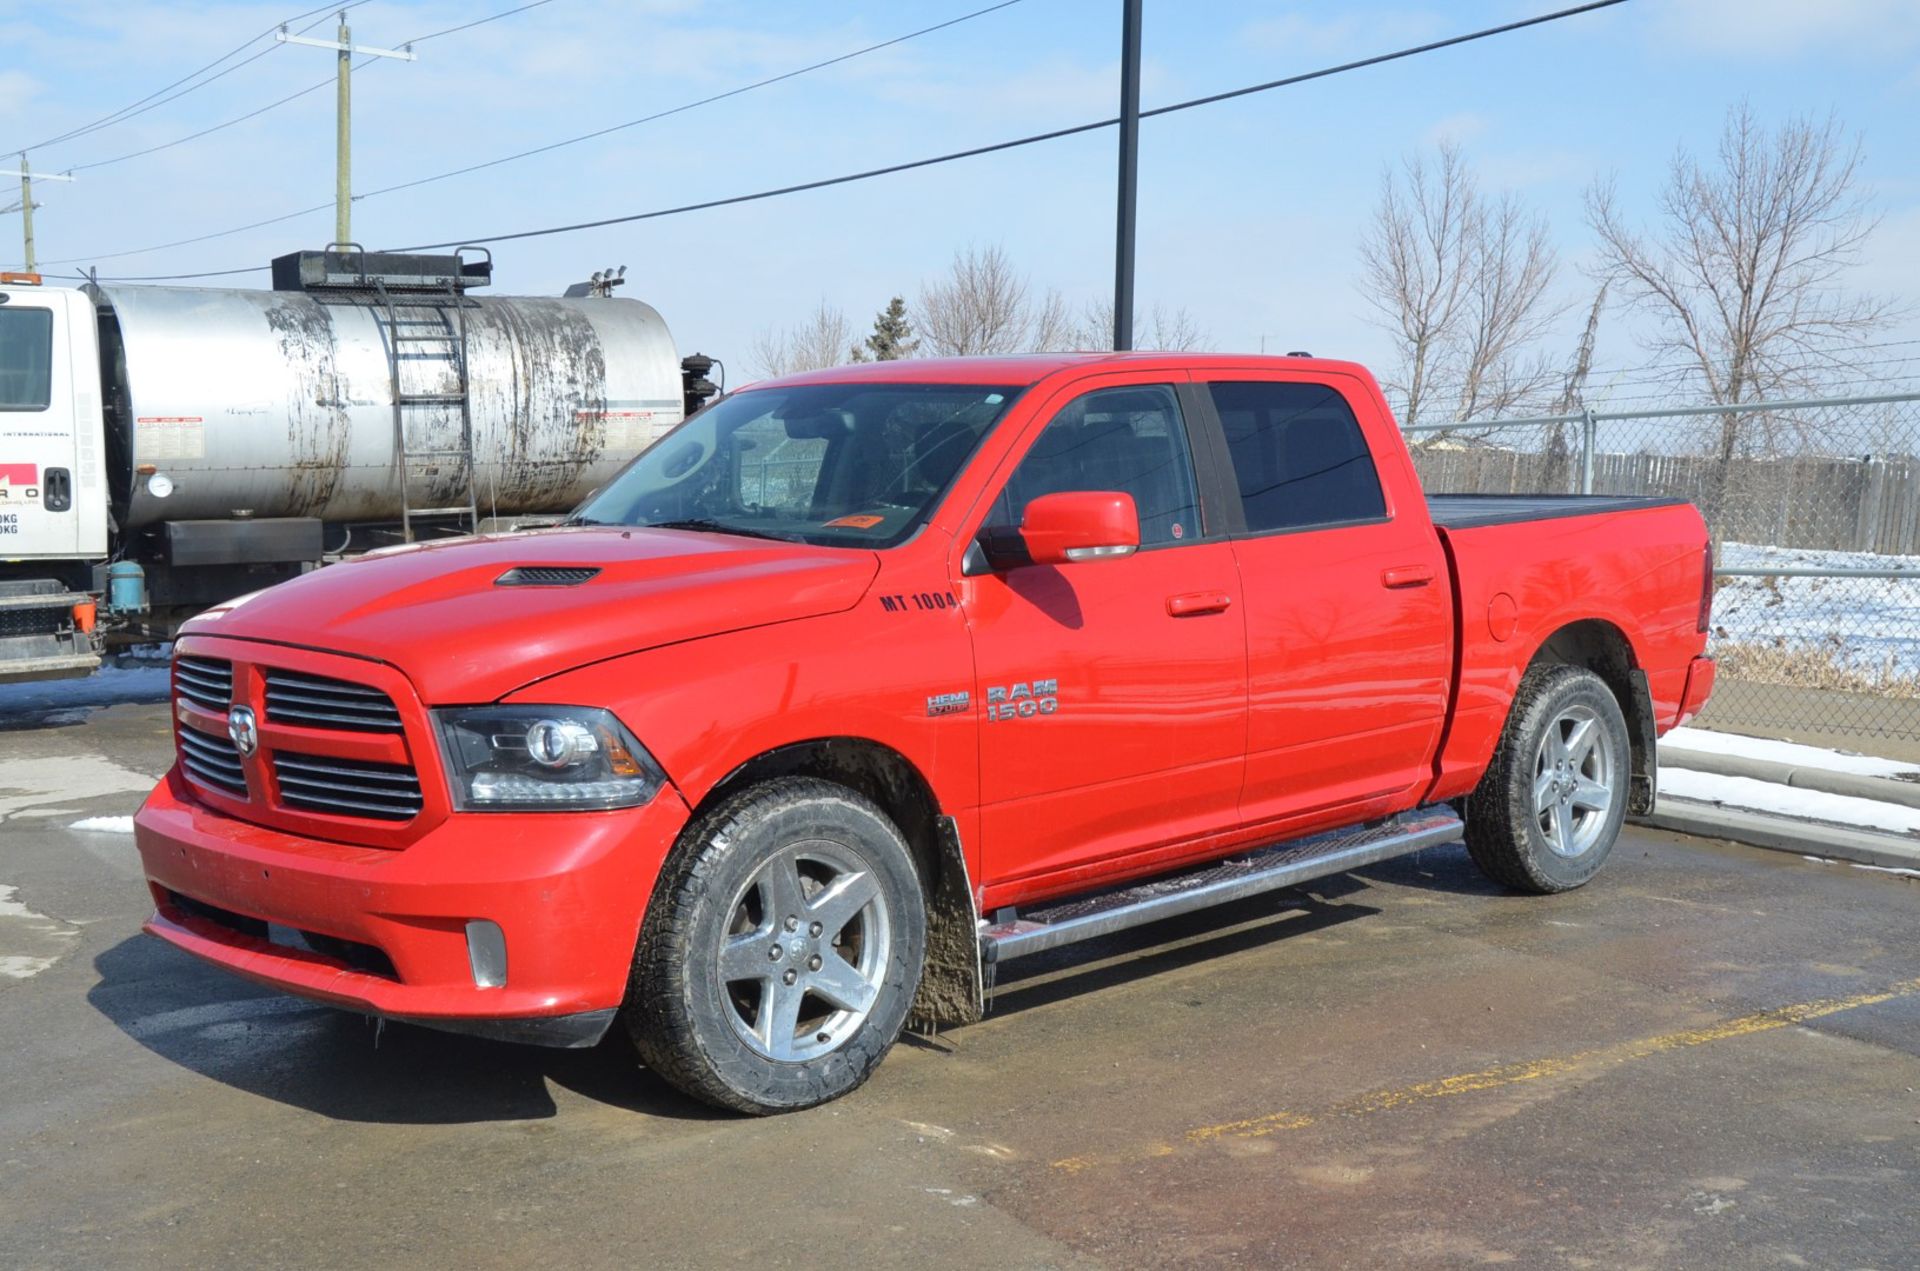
<box><xmin>646</xmin><ymin>518</ymin><xmax>798</xmax><ymax>543</ymax></box>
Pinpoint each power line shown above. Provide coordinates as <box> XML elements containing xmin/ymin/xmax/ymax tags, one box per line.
<box><xmin>71</xmin><ymin>75</ymin><xmax>340</xmax><ymax>174</ymax></box>
<box><xmin>390</xmin><ymin>0</ymin><xmax>1631</xmax><ymax>252</ymax></box>
<box><xmin>71</xmin><ymin>0</ymin><xmax>1628</xmax><ymax>280</ymax></box>
<box><xmin>12</xmin><ymin>2</ymin><xmax>370</xmax><ymax>155</ymax></box>
<box><xmin>357</xmin><ymin>0</ymin><xmax>1026</xmax><ymax>202</ymax></box>
<box><xmin>48</xmin><ymin>0</ymin><xmax>1030</xmax><ymax>269</ymax></box>
<box><xmin>63</xmin><ymin>0</ymin><xmax>562</xmax><ymax>176</ymax></box>
<box><xmin>49</xmin><ymin>202</ymin><xmax>332</xmax><ymax>267</ymax></box>
<box><xmin>403</xmin><ymin>0</ymin><xmax>564</xmax><ymax>45</ymax></box>
<box><xmin>44</xmin><ymin>265</ymin><xmax>267</xmax><ymax>283</ymax></box>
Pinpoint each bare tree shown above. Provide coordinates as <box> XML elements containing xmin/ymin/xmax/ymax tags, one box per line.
<box><xmin>1451</xmin><ymin>194</ymin><xmax>1560</xmax><ymax>421</ymax></box>
<box><xmin>1070</xmin><ymin>299</ymin><xmax>1210</xmax><ymax>351</ymax></box>
<box><xmin>1589</xmin><ymin>105</ymin><xmax>1896</xmax><ymax>534</ymax></box>
<box><xmin>1358</xmin><ymin>141</ymin><xmax>1561</xmax><ymax>430</ymax></box>
<box><xmin>1588</xmin><ymin>103</ymin><xmax>1893</xmax><ymax>455</ymax></box>
<box><xmin>917</xmin><ymin>244</ymin><xmax>1071</xmax><ymax>355</ymax></box>
<box><xmin>748</xmin><ymin>300</ymin><xmax>857</xmax><ymax>379</ymax></box>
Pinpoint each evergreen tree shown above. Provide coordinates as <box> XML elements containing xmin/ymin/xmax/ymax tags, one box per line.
<box><xmin>864</xmin><ymin>296</ymin><xmax>918</xmax><ymax>361</ymax></box>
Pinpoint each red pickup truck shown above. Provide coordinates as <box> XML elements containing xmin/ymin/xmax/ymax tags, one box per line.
<box><xmin>134</xmin><ymin>353</ymin><xmax>1715</xmax><ymax>1113</ymax></box>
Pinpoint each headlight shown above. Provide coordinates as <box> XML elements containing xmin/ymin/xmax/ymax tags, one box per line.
<box><xmin>432</xmin><ymin>706</ymin><xmax>666</xmax><ymax>811</ymax></box>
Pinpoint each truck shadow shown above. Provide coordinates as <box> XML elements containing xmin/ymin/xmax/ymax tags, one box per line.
<box><xmin>975</xmin><ymin>847</ymin><xmax>1506</xmax><ymax>1023</ymax></box>
<box><xmin>86</xmin><ymin>935</ymin><xmax>727</xmax><ymax>1125</ymax></box>
<box><xmin>983</xmin><ymin>884</ymin><xmax>1380</xmax><ymax>1020</ymax></box>
<box><xmin>1351</xmin><ymin>842</ymin><xmax>1512</xmax><ymax>896</ymax></box>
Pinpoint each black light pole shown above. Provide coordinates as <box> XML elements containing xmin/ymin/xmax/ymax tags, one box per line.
<box><xmin>1112</xmin><ymin>0</ymin><xmax>1142</xmax><ymax>351</ymax></box>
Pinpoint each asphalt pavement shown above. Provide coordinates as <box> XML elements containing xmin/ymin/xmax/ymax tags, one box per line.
<box><xmin>2</xmin><ymin>694</ymin><xmax>1917</xmax><ymax>1269</ymax></box>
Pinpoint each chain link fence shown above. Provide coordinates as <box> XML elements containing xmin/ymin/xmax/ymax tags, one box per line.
<box><xmin>1407</xmin><ymin>391</ymin><xmax>1920</xmax><ymax>750</ymax></box>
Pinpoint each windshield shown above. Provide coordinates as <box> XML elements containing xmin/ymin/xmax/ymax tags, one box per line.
<box><xmin>573</xmin><ymin>381</ymin><xmax>1022</xmax><ymax>547</ymax></box>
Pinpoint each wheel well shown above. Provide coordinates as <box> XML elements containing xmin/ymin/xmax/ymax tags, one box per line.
<box><xmin>1526</xmin><ymin>620</ymin><xmax>1658</xmax><ymax>815</ymax></box>
<box><xmin>697</xmin><ymin>738</ymin><xmax>984</xmax><ymax>1028</ymax></box>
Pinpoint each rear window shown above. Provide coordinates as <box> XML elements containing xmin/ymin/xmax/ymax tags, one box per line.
<box><xmin>1207</xmin><ymin>381</ymin><xmax>1385</xmax><ymax>533</ymax></box>
<box><xmin>0</xmin><ymin>307</ymin><xmax>53</xmax><ymax>411</ymax></box>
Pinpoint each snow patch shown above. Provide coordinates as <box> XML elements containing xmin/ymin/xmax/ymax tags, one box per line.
<box><xmin>1663</xmin><ymin>726</ymin><xmax>1920</xmax><ymax>779</ymax></box>
<box><xmin>0</xmin><ymin>955</ymin><xmax>61</xmax><ymax>980</ymax></box>
<box><xmin>67</xmin><ymin>815</ymin><xmax>135</xmax><ymax>834</ymax></box>
<box><xmin>1849</xmin><ymin>862</ymin><xmax>1920</xmax><ymax>879</ymax></box>
<box><xmin>0</xmin><ymin>884</ymin><xmax>80</xmax><ymax>980</ymax></box>
<box><xmin>1659</xmin><ymin>768</ymin><xmax>1920</xmax><ymax>835</ymax></box>
<box><xmin>1713</xmin><ymin>542</ymin><xmax>1920</xmax><ymax>676</ymax></box>
<box><xmin>0</xmin><ymin>754</ymin><xmax>155</xmax><ymax>819</ymax></box>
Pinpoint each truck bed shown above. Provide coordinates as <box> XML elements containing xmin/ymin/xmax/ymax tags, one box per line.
<box><xmin>1426</xmin><ymin>493</ymin><xmax>1689</xmax><ymax>531</ymax></box>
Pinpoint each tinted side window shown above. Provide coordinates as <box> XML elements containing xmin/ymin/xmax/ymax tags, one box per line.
<box><xmin>989</xmin><ymin>384</ymin><xmax>1201</xmax><ymax>547</ymax></box>
<box><xmin>1208</xmin><ymin>381</ymin><xmax>1385</xmax><ymax>532</ymax></box>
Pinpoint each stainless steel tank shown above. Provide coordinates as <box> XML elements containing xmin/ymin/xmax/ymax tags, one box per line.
<box><xmin>96</xmin><ymin>284</ymin><xmax>685</xmax><ymax>529</ymax></box>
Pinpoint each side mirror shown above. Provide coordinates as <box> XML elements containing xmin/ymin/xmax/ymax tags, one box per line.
<box><xmin>1020</xmin><ymin>491</ymin><xmax>1140</xmax><ymax>566</ymax></box>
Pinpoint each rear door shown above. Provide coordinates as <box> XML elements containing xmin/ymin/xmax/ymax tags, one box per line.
<box><xmin>0</xmin><ymin>291</ymin><xmax>85</xmax><ymax>558</ymax></box>
<box><xmin>1190</xmin><ymin>371</ymin><xmax>1451</xmax><ymax>832</ymax></box>
<box><xmin>958</xmin><ymin>374</ymin><xmax>1248</xmax><ymax>891</ymax></box>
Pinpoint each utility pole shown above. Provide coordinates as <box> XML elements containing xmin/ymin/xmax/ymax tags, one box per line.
<box><xmin>1112</xmin><ymin>0</ymin><xmax>1142</xmax><ymax>351</ymax></box>
<box><xmin>277</xmin><ymin>14</ymin><xmax>416</xmax><ymax>245</ymax></box>
<box><xmin>0</xmin><ymin>155</ymin><xmax>76</xmax><ymax>272</ymax></box>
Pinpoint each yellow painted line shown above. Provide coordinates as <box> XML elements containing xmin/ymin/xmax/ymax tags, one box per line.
<box><xmin>1051</xmin><ymin>977</ymin><xmax>1920</xmax><ymax>1174</ymax></box>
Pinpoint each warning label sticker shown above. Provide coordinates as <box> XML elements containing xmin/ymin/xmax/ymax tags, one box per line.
<box><xmin>137</xmin><ymin>416</ymin><xmax>207</xmax><ymax>461</ymax></box>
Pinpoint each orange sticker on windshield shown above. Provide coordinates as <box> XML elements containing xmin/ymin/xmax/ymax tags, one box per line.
<box><xmin>825</xmin><ymin>514</ymin><xmax>885</xmax><ymax>529</ymax></box>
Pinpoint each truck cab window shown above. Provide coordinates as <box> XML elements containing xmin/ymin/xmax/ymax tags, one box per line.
<box><xmin>988</xmin><ymin>384</ymin><xmax>1202</xmax><ymax>546</ymax></box>
<box><xmin>0</xmin><ymin>307</ymin><xmax>54</xmax><ymax>411</ymax></box>
<box><xmin>1208</xmin><ymin>381</ymin><xmax>1385</xmax><ymax>532</ymax></box>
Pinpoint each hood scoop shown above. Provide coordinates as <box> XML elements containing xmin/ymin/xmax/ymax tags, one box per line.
<box><xmin>495</xmin><ymin>566</ymin><xmax>602</xmax><ymax>587</ymax></box>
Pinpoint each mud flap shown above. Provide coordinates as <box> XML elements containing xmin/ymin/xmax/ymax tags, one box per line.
<box><xmin>908</xmin><ymin>816</ymin><xmax>985</xmax><ymax>1030</ymax></box>
<box><xmin>1628</xmin><ymin>668</ymin><xmax>1658</xmax><ymax>816</ymax></box>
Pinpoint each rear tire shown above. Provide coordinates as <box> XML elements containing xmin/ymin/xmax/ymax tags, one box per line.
<box><xmin>1465</xmin><ymin>665</ymin><xmax>1630</xmax><ymax>894</ymax></box>
<box><xmin>627</xmin><ymin>777</ymin><xmax>926</xmax><ymax>1114</ymax></box>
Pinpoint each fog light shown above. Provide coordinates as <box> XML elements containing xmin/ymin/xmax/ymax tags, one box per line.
<box><xmin>466</xmin><ymin>919</ymin><xmax>507</xmax><ymax>989</ymax></box>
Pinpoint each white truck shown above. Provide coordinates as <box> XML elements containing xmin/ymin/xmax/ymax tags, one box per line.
<box><xmin>0</xmin><ymin>248</ymin><xmax>715</xmax><ymax>683</ymax></box>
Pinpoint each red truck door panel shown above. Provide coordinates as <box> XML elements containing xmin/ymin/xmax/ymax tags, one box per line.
<box><xmin>961</xmin><ymin>378</ymin><xmax>1248</xmax><ymax>888</ymax></box>
<box><xmin>1193</xmin><ymin>375</ymin><xmax>1451</xmax><ymax>830</ymax></box>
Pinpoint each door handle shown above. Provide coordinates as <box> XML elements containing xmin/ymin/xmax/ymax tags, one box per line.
<box><xmin>1381</xmin><ymin>565</ymin><xmax>1435</xmax><ymax>589</ymax></box>
<box><xmin>1167</xmin><ymin>591</ymin><xmax>1233</xmax><ymax>617</ymax></box>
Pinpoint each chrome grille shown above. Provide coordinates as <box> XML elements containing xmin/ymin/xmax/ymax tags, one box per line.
<box><xmin>174</xmin><ymin>657</ymin><xmax>233</xmax><ymax>711</ymax></box>
<box><xmin>178</xmin><ymin>725</ymin><xmax>247</xmax><ymax>796</ymax></box>
<box><xmin>263</xmin><ymin>669</ymin><xmax>403</xmax><ymax>733</ymax></box>
<box><xmin>272</xmin><ymin>752</ymin><xmax>423</xmax><ymax>821</ymax></box>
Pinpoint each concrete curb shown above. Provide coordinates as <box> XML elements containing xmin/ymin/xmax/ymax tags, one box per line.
<box><xmin>1636</xmin><ymin>798</ymin><xmax>1920</xmax><ymax>872</ymax></box>
<box><xmin>1660</xmin><ymin>745</ymin><xmax>1920</xmax><ymax>811</ymax></box>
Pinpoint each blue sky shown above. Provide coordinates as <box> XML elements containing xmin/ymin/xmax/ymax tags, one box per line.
<box><xmin>3</xmin><ymin>0</ymin><xmax>1918</xmax><ymax>396</ymax></box>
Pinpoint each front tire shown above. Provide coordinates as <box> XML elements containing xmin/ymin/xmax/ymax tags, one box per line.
<box><xmin>627</xmin><ymin>777</ymin><xmax>926</xmax><ymax>1114</ymax></box>
<box><xmin>1465</xmin><ymin>665</ymin><xmax>1631</xmax><ymax>894</ymax></box>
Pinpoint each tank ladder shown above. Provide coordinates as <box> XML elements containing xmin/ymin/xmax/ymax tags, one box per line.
<box><xmin>374</xmin><ymin>253</ymin><xmax>482</xmax><ymax>542</ymax></box>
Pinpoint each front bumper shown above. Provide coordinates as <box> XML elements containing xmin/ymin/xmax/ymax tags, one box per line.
<box><xmin>134</xmin><ymin>770</ymin><xmax>691</xmax><ymax>1046</ymax></box>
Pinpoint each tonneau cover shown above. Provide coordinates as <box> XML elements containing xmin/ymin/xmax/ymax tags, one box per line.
<box><xmin>1426</xmin><ymin>493</ymin><xmax>1689</xmax><ymax>531</ymax></box>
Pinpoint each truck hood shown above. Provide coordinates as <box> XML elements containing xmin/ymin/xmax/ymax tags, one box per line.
<box><xmin>185</xmin><ymin>527</ymin><xmax>881</xmax><ymax>703</ymax></box>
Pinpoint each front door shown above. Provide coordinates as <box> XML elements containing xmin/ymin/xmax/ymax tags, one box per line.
<box><xmin>961</xmin><ymin>377</ymin><xmax>1248</xmax><ymax>893</ymax></box>
<box><xmin>0</xmin><ymin>295</ymin><xmax>83</xmax><ymax>559</ymax></box>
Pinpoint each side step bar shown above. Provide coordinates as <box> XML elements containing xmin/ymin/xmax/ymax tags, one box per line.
<box><xmin>981</xmin><ymin>805</ymin><xmax>1464</xmax><ymax>964</ymax></box>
